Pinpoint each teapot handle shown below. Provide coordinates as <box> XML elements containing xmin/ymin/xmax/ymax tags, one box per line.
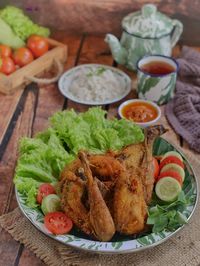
<box><xmin>171</xmin><ymin>20</ymin><xmax>183</xmax><ymax>47</ymax></box>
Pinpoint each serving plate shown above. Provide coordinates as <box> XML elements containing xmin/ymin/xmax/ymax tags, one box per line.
<box><xmin>16</xmin><ymin>137</ymin><xmax>198</xmax><ymax>254</ymax></box>
<box><xmin>58</xmin><ymin>64</ymin><xmax>131</xmax><ymax>105</ymax></box>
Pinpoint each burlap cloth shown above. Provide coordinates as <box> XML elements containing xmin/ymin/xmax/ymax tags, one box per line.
<box><xmin>0</xmin><ymin>146</ymin><xmax>200</xmax><ymax>266</ymax></box>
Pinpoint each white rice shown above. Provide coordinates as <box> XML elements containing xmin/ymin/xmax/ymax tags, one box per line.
<box><xmin>68</xmin><ymin>67</ymin><xmax>126</xmax><ymax>102</ymax></box>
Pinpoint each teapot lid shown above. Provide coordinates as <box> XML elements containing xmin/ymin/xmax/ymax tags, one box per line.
<box><xmin>122</xmin><ymin>4</ymin><xmax>174</xmax><ymax>38</ymax></box>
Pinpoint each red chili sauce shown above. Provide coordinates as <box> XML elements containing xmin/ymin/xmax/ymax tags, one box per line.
<box><xmin>121</xmin><ymin>102</ymin><xmax>158</xmax><ymax>123</ymax></box>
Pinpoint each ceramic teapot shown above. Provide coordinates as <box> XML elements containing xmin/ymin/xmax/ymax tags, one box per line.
<box><xmin>105</xmin><ymin>4</ymin><xmax>183</xmax><ymax>70</ymax></box>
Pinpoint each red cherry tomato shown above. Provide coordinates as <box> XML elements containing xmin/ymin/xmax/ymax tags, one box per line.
<box><xmin>153</xmin><ymin>157</ymin><xmax>159</xmax><ymax>180</ymax></box>
<box><xmin>36</xmin><ymin>183</ymin><xmax>56</xmax><ymax>204</ymax></box>
<box><xmin>157</xmin><ymin>170</ymin><xmax>183</xmax><ymax>186</ymax></box>
<box><xmin>0</xmin><ymin>45</ymin><xmax>12</xmax><ymax>57</ymax></box>
<box><xmin>160</xmin><ymin>156</ymin><xmax>184</xmax><ymax>170</ymax></box>
<box><xmin>0</xmin><ymin>57</ymin><xmax>16</xmax><ymax>75</ymax></box>
<box><xmin>44</xmin><ymin>212</ymin><xmax>73</xmax><ymax>235</ymax></box>
<box><xmin>13</xmin><ymin>47</ymin><xmax>34</xmax><ymax>67</ymax></box>
<box><xmin>27</xmin><ymin>35</ymin><xmax>49</xmax><ymax>58</ymax></box>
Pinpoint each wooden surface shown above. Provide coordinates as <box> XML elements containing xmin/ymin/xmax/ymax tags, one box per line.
<box><xmin>0</xmin><ymin>0</ymin><xmax>200</xmax><ymax>45</ymax></box>
<box><xmin>0</xmin><ymin>32</ymin><xmax>200</xmax><ymax>266</ymax></box>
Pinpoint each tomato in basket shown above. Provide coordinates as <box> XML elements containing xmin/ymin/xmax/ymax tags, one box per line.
<box><xmin>27</xmin><ymin>35</ymin><xmax>49</xmax><ymax>58</ymax></box>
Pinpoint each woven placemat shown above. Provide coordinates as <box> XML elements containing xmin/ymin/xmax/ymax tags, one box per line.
<box><xmin>0</xmin><ymin>146</ymin><xmax>200</xmax><ymax>266</ymax></box>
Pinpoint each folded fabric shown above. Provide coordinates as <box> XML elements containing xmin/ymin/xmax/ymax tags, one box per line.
<box><xmin>165</xmin><ymin>46</ymin><xmax>200</xmax><ymax>153</ymax></box>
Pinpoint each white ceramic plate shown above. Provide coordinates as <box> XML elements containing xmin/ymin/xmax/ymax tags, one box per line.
<box><xmin>58</xmin><ymin>64</ymin><xmax>131</xmax><ymax>105</ymax></box>
<box><xmin>15</xmin><ymin>138</ymin><xmax>198</xmax><ymax>254</ymax></box>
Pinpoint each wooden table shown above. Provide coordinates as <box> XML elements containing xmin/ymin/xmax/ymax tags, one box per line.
<box><xmin>0</xmin><ymin>33</ymin><xmax>199</xmax><ymax>266</ymax></box>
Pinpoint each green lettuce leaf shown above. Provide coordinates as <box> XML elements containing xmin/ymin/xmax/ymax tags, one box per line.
<box><xmin>15</xmin><ymin>107</ymin><xmax>144</xmax><ymax>208</ymax></box>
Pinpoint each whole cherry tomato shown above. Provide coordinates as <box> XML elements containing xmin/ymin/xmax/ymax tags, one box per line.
<box><xmin>36</xmin><ymin>183</ymin><xmax>56</xmax><ymax>204</ymax></box>
<box><xmin>0</xmin><ymin>57</ymin><xmax>16</xmax><ymax>75</ymax></box>
<box><xmin>0</xmin><ymin>45</ymin><xmax>12</xmax><ymax>57</ymax></box>
<box><xmin>13</xmin><ymin>47</ymin><xmax>34</xmax><ymax>67</ymax></box>
<box><xmin>27</xmin><ymin>35</ymin><xmax>49</xmax><ymax>58</ymax></box>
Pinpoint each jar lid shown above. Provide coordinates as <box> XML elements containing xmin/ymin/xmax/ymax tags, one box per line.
<box><xmin>122</xmin><ymin>4</ymin><xmax>174</xmax><ymax>38</ymax></box>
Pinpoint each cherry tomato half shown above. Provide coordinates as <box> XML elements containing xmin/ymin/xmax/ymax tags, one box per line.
<box><xmin>27</xmin><ymin>35</ymin><xmax>49</xmax><ymax>58</ymax></box>
<box><xmin>153</xmin><ymin>157</ymin><xmax>160</xmax><ymax>180</ymax></box>
<box><xmin>0</xmin><ymin>57</ymin><xmax>16</xmax><ymax>75</ymax></box>
<box><xmin>44</xmin><ymin>212</ymin><xmax>73</xmax><ymax>235</ymax></box>
<box><xmin>13</xmin><ymin>47</ymin><xmax>34</xmax><ymax>67</ymax></box>
<box><xmin>0</xmin><ymin>45</ymin><xmax>12</xmax><ymax>57</ymax></box>
<box><xmin>36</xmin><ymin>183</ymin><xmax>56</xmax><ymax>204</ymax></box>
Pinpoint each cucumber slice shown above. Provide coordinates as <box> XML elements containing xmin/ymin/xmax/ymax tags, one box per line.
<box><xmin>161</xmin><ymin>151</ymin><xmax>183</xmax><ymax>162</ymax></box>
<box><xmin>155</xmin><ymin>177</ymin><xmax>182</xmax><ymax>202</ymax></box>
<box><xmin>160</xmin><ymin>163</ymin><xmax>185</xmax><ymax>181</ymax></box>
<box><xmin>41</xmin><ymin>194</ymin><xmax>61</xmax><ymax>215</ymax></box>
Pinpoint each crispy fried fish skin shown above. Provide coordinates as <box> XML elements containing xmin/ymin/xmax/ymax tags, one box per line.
<box><xmin>79</xmin><ymin>151</ymin><xmax>116</xmax><ymax>242</ymax></box>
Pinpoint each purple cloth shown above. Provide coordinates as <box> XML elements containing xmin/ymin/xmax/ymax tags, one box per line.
<box><xmin>165</xmin><ymin>46</ymin><xmax>200</xmax><ymax>153</ymax></box>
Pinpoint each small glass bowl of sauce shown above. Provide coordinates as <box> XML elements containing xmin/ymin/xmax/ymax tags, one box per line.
<box><xmin>118</xmin><ymin>99</ymin><xmax>161</xmax><ymax>127</ymax></box>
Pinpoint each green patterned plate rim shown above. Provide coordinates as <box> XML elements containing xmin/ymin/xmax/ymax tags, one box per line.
<box><xmin>15</xmin><ymin>137</ymin><xmax>199</xmax><ymax>254</ymax></box>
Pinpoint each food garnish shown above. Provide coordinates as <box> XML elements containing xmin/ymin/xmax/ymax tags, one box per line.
<box><xmin>153</xmin><ymin>157</ymin><xmax>159</xmax><ymax>180</ymax></box>
<box><xmin>160</xmin><ymin>163</ymin><xmax>185</xmax><ymax>181</ymax></box>
<box><xmin>44</xmin><ymin>212</ymin><xmax>73</xmax><ymax>235</ymax></box>
<box><xmin>36</xmin><ymin>183</ymin><xmax>56</xmax><ymax>204</ymax></box>
<box><xmin>161</xmin><ymin>151</ymin><xmax>183</xmax><ymax>162</ymax></box>
<box><xmin>0</xmin><ymin>44</ymin><xmax>12</xmax><ymax>57</ymax></box>
<box><xmin>155</xmin><ymin>177</ymin><xmax>182</xmax><ymax>202</ymax></box>
<box><xmin>41</xmin><ymin>194</ymin><xmax>61</xmax><ymax>215</ymax></box>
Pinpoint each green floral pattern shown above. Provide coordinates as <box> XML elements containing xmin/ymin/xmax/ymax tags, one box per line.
<box><xmin>16</xmin><ymin>138</ymin><xmax>198</xmax><ymax>253</ymax></box>
<box><xmin>137</xmin><ymin>71</ymin><xmax>177</xmax><ymax>105</ymax></box>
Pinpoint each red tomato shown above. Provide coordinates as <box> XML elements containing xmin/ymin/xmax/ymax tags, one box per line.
<box><xmin>13</xmin><ymin>47</ymin><xmax>34</xmax><ymax>67</ymax></box>
<box><xmin>0</xmin><ymin>57</ymin><xmax>16</xmax><ymax>75</ymax></box>
<box><xmin>0</xmin><ymin>45</ymin><xmax>12</xmax><ymax>57</ymax></box>
<box><xmin>27</xmin><ymin>35</ymin><xmax>49</xmax><ymax>58</ymax></box>
<box><xmin>36</xmin><ymin>183</ymin><xmax>56</xmax><ymax>204</ymax></box>
<box><xmin>153</xmin><ymin>157</ymin><xmax>159</xmax><ymax>180</ymax></box>
<box><xmin>44</xmin><ymin>212</ymin><xmax>73</xmax><ymax>235</ymax></box>
<box><xmin>157</xmin><ymin>170</ymin><xmax>183</xmax><ymax>186</ymax></box>
<box><xmin>159</xmin><ymin>156</ymin><xmax>184</xmax><ymax>170</ymax></box>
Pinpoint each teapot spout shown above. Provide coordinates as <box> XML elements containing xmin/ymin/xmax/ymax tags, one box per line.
<box><xmin>105</xmin><ymin>34</ymin><xmax>127</xmax><ymax>65</ymax></box>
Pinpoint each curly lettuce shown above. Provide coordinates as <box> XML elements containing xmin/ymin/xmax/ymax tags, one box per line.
<box><xmin>0</xmin><ymin>6</ymin><xmax>50</xmax><ymax>41</ymax></box>
<box><xmin>15</xmin><ymin>107</ymin><xmax>144</xmax><ymax>208</ymax></box>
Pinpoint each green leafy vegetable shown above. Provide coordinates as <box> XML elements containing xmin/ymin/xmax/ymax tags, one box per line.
<box><xmin>0</xmin><ymin>17</ymin><xmax>25</xmax><ymax>48</ymax></box>
<box><xmin>147</xmin><ymin>191</ymin><xmax>190</xmax><ymax>233</ymax></box>
<box><xmin>14</xmin><ymin>107</ymin><xmax>144</xmax><ymax>208</ymax></box>
<box><xmin>0</xmin><ymin>6</ymin><xmax>50</xmax><ymax>41</ymax></box>
<box><xmin>50</xmin><ymin>107</ymin><xmax>144</xmax><ymax>154</ymax></box>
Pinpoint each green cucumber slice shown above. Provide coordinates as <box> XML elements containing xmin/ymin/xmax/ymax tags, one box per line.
<box><xmin>161</xmin><ymin>151</ymin><xmax>183</xmax><ymax>162</ymax></box>
<box><xmin>155</xmin><ymin>177</ymin><xmax>182</xmax><ymax>202</ymax></box>
<box><xmin>160</xmin><ymin>163</ymin><xmax>185</xmax><ymax>181</ymax></box>
<box><xmin>41</xmin><ymin>194</ymin><xmax>61</xmax><ymax>215</ymax></box>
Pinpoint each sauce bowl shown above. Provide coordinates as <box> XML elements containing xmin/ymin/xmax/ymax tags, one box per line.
<box><xmin>118</xmin><ymin>99</ymin><xmax>161</xmax><ymax>128</ymax></box>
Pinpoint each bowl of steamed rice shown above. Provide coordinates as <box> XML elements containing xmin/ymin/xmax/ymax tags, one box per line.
<box><xmin>58</xmin><ymin>64</ymin><xmax>131</xmax><ymax>105</ymax></box>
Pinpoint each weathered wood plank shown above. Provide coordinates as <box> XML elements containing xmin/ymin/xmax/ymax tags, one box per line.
<box><xmin>18</xmin><ymin>248</ymin><xmax>46</xmax><ymax>266</ymax></box>
<box><xmin>0</xmin><ymin>87</ymin><xmax>37</xmax><ymax>266</ymax></box>
<box><xmin>32</xmin><ymin>35</ymin><xmax>82</xmax><ymax>135</ymax></box>
<box><xmin>0</xmin><ymin>89</ymin><xmax>23</xmax><ymax>145</ymax></box>
<box><xmin>2</xmin><ymin>0</ymin><xmax>200</xmax><ymax>45</ymax></box>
